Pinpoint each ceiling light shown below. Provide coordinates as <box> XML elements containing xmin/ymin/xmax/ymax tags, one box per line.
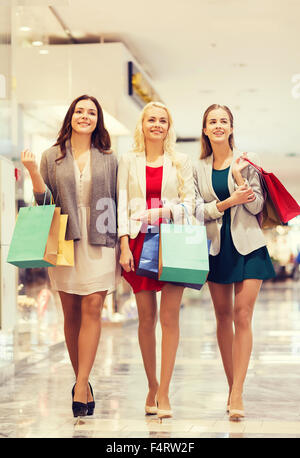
<box><xmin>20</xmin><ymin>26</ymin><xmax>31</xmax><ymax>32</ymax></box>
<box><xmin>32</xmin><ymin>41</ymin><xmax>43</xmax><ymax>47</ymax></box>
<box><xmin>39</xmin><ymin>50</ymin><xmax>49</xmax><ymax>55</ymax></box>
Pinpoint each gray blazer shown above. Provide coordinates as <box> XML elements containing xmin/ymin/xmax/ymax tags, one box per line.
<box><xmin>34</xmin><ymin>142</ymin><xmax>118</xmax><ymax>247</ymax></box>
<box><xmin>194</xmin><ymin>150</ymin><xmax>266</xmax><ymax>256</ymax></box>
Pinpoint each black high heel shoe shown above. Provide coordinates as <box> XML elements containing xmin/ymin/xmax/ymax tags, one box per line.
<box><xmin>87</xmin><ymin>382</ymin><xmax>95</xmax><ymax>416</ymax></box>
<box><xmin>72</xmin><ymin>384</ymin><xmax>88</xmax><ymax>418</ymax></box>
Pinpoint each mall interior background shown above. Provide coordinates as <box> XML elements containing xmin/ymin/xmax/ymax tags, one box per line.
<box><xmin>0</xmin><ymin>1</ymin><xmax>300</xmax><ymax>375</ymax></box>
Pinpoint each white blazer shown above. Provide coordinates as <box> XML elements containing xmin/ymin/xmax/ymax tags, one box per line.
<box><xmin>193</xmin><ymin>150</ymin><xmax>267</xmax><ymax>256</ymax></box>
<box><xmin>117</xmin><ymin>150</ymin><xmax>194</xmax><ymax>239</ymax></box>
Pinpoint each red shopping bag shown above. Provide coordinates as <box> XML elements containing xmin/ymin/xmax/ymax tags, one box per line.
<box><xmin>244</xmin><ymin>157</ymin><xmax>300</xmax><ymax>224</ymax></box>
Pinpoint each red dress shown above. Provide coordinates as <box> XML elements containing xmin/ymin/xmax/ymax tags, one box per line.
<box><xmin>122</xmin><ymin>166</ymin><xmax>167</xmax><ymax>294</ymax></box>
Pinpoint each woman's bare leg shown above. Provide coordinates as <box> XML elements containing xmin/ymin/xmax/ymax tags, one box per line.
<box><xmin>230</xmin><ymin>279</ymin><xmax>262</xmax><ymax>410</ymax></box>
<box><xmin>135</xmin><ymin>290</ymin><xmax>159</xmax><ymax>406</ymax></box>
<box><xmin>59</xmin><ymin>291</ymin><xmax>82</xmax><ymax>376</ymax></box>
<box><xmin>157</xmin><ymin>284</ymin><xmax>184</xmax><ymax>410</ymax></box>
<box><xmin>74</xmin><ymin>291</ymin><xmax>107</xmax><ymax>403</ymax></box>
<box><xmin>208</xmin><ymin>281</ymin><xmax>234</xmax><ymax>405</ymax></box>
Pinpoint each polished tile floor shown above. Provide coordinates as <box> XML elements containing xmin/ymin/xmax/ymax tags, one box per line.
<box><xmin>1</xmin><ymin>280</ymin><xmax>300</xmax><ymax>438</ymax></box>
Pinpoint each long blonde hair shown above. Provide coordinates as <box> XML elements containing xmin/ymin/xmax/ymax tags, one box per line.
<box><xmin>133</xmin><ymin>101</ymin><xmax>185</xmax><ymax>197</ymax></box>
<box><xmin>200</xmin><ymin>104</ymin><xmax>235</xmax><ymax>159</ymax></box>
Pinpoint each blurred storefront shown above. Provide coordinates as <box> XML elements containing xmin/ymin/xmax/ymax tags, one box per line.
<box><xmin>264</xmin><ymin>217</ymin><xmax>300</xmax><ymax>281</ymax></box>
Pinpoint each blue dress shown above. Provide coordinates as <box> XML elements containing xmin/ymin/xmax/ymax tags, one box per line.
<box><xmin>207</xmin><ymin>167</ymin><xmax>275</xmax><ymax>284</ymax></box>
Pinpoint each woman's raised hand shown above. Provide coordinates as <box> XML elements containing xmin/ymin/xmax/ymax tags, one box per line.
<box><xmin>232</xmin><ymin>153</ymin><xmax>249</xmax><ymax>177</ymax></box>
<box><xmin>21</xmin><ymin>149</ymin><xmax>38</xmax><ymax>175</ymax></box>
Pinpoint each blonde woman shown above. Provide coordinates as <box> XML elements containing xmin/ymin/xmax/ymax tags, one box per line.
<box><xmin>117</xmin><ymin>102</ymin><xmax>194</xmax><ymax>420</ymax></box>
<box><xmin>194</xmin><ymin>104</ymin><xmax>275</xmax><ymax>420</ymax></box>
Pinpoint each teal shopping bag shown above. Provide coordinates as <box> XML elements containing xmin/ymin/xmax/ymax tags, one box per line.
<box><xmin>158</xmin><ymin>223</ymin><xmax>209</xmax><ymax>284</ymax></box>
<box><xmin>7</xmin><ymin>204</ymin><xmax>59</xmax><ymax>268</ymax></box>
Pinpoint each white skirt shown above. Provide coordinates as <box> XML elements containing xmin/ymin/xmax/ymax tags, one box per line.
<box><xmin>48</xmin><ymin>207</ymin><xmax>120</xmax><ymax>296</ymax></box>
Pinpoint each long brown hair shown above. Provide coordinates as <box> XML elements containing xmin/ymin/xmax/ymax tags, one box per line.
<box><xmin>200</xmin><ymin>104</ymin><xmax>235</xmax><ymax>159</ymax></box>
<box><xmin>54</xmin><ymin>94</ymin><xmax>111</xmax><ymax>162</ymax></box>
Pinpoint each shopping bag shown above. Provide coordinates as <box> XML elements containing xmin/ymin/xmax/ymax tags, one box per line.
<box><xmin>171</xmin><ymin>239</ymin><xmax>211</xmax><ymax>289</ymax></box>
<box><xmin>56</xmin><ymin>214</ymin><xmax>74</xmax><ymax>266</ymax></box>
<box><xmin>136</xmin><ymin>226</ymin><xmax>210</xmax><ymax>290</ymax></box>
<box><xmin>46</xmin><ymin>207</ymin><xmax>61</xmax><ymax>265</ymax></box>
<box><xmin>7</xmin><ymin>204</ymin><xmax>60</xmax><ymax>268</ymax></box>
<box><xmin>244</xmin><ymin>158</ymin><xmax>300</xmax><ymax>224</ymax></box>
<box><xmin>158</xmin><ymin>224</ymin><xmax>210</xmax><ymax>285</ymax></box>
<box><xmin>259</xmin><ymin>194</ymin><xmax>282</xmax><ymax>229</ymax></box>
<box><xmin>136</xmin><ymin>226</ymin><xmax>159</xmax><ymax>279</ymax></box>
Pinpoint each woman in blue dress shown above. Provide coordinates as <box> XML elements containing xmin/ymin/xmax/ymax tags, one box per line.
<box><xmin>194</xmin><ymin>104</ymin><xmax>275</xmax><ymax>420</ymax></box>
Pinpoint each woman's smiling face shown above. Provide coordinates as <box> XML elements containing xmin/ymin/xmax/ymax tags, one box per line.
<box><xmin>142</xmin><ymin>106</ymin><xmax>169</xmax><ymax>143</ymax></box>
<box><xmin>71</xmin><ymin>98</ymin><xmax>98</xmax><ymax>135</ymax></box>
<box><xmin>203</xmin><ymin>108</ymin><xmax>233</xmax><ymax>146</ymax></box>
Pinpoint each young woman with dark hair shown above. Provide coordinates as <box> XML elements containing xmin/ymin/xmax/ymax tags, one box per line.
<box><xmin>21</xmin><ymin>95</ymin><xmax>119</xmax><ymax>417</ymax></box>
<box><xmin>194</xmin><ymin>104</ymin><xmax>275</xmax><ymax>420</ymax></box>
<box><xmin>54</xmin><ymin>94</ymin><xmax>111</xmax><ymax>161</ymax></box>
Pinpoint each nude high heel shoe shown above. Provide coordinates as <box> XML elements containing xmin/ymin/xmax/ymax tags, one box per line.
<box><xmin>157</xmin><ymin>399</ymin><xmax>172</xmax><ymax>423</ymax></box>
<box><xmin>229</xmin><ymin>392</ymin><xmax>245</xmax><ymax>421</ymax></box>
<box><xmin>229</xmin><ymin>407</ymin><xmax>245</xmax><ymax>421</ymax></box>
<box><xmin>145</xmin><ymin>396</ymin><xmax>158</xmax><ymax>415</ymax></box>
<box><xmin>145</xmin><ymin>392</ymin><xmax>158</xmax><ymax>415</ymax></box>
<box><xmin>145</xmin><ymin>404</ymin><xmax>158</xmax><ymax>415</ymax></box>
<box><xmin>157</xmin><ymin>407</ymin><xmax>173</xmax><ymax>423</ymax></box>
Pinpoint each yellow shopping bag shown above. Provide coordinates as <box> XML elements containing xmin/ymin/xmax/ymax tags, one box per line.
<box><xmin>56</xmin><ymin>214</ymin><xmax>74</xmax><ymax>266</ymax></box>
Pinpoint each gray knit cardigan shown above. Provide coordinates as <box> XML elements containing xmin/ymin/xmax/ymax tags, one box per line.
<box><xmin>34</xmin><ymin>142</ymin><xmax>118</xmax><ymax>248</ymax></box>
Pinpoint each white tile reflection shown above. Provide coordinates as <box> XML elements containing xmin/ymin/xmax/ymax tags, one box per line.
<box><xmin>0</xmin><ymin>281</ymin><xmax>300</xmax><ymax>438</ymax></box>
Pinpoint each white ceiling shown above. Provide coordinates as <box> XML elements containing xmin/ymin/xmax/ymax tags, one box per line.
<box><xmin>6</xmin><ymin>0</ymin><xmax>300</xmax><ymax>199</ymax></box>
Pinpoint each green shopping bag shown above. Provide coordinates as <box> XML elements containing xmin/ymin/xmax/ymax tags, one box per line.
<box><xmin>158</xmin><ymin>223</ymin><xmax>209</xmax><ymax>284</ymax></box>
<box><xmin>7</xmin><ymin>203</ymin><xmax>60</xmax><ymax>268</ymax></box>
